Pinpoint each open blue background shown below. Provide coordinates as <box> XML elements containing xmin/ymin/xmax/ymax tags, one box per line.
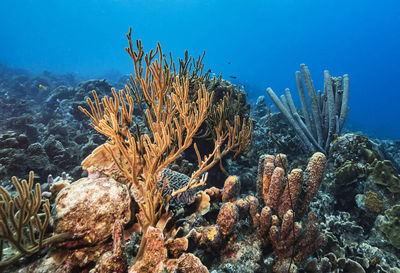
<box><xmin>1</xmin><ymin>0</ymin><xmax>399</xmax><ymax>138</ymax></box>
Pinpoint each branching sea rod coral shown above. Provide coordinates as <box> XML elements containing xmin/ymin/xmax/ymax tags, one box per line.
<box><xmin>79</xmin><ymin>27</ymin><xmax>253</xmax><ymax>264</ymax></box>
<box><xmin>0</xmin><ymin>171</ymin><xmax>70</xmax><ymax>268</ymax></box>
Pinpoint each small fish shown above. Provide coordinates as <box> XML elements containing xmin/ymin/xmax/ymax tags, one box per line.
<box><xmin>229</xmin><ymin>76</ymin><xmax>237</xmax><ymax>79</ymax></box>
<box><xmin>199</xmin><ymin>172</ymin><xmax>208</xmax><ymax>181</ymax></box>
<box><xmin>38</xmin><ymin>84</ymin><xmax>47</xmax><ymax>91</ymax></box>
<box><xmin>227</xmin><ymin>61</ymin><xmax>231</xmax><ymax>64</ymax></box>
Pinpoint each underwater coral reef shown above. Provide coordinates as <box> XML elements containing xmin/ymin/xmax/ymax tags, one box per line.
<box><xmin>0</xmin><ymin>29</ymin><xmax>400</xmax><ymax>273</ymax></box>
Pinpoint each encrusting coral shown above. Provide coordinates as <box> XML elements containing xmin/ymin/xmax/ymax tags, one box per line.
<box><xmin>128</xmin><ymin>226</ymin><xmax>209</xmax><ymax>273</ymax></box>
<box><xmin>0</xmin><ymin>171</ymin><xmax>70</xmax><ymax>268</ymax></box>
<box><xmin>54</xmin><ymin>176</ymin><xmax>131</xmax><ymax>246</ymax></box>
<box><xmin>364</xmin><ymin>191</ymin><xmax>383</xmax><ymax>214</ymax></box>
<box><xmin>89</xmin><ymin>220</ymin><xmax>127</xmax><ymax>273</ymax></box>
<box><xmin>78</xmin><ymin>27</ymin><xmax>253</xmax><ymax>265</ymax></box>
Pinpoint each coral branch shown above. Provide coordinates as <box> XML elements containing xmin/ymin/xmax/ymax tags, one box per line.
<box><xmin>79</xmin><ymin>28</ymin><xmax>253</xmax><ymax>264</ymax></box>
<box><xmin>0</xmin><ymin>171</ymin><xmax>71</xmax><ymax>268</ymax></box>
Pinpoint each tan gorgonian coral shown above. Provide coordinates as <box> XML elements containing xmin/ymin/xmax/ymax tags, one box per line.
<box><xmin>0</xmin><ymin>171</ymin><xmax>70</xmax><ymax>268</ymax></box>
<box><xmin>79</xmin><ymin>27</ymin><xmax>252</xmax><ymax>263</ymax></box>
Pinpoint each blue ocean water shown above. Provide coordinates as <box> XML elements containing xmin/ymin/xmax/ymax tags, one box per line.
<box><xmin>1</xmin><ymin>0</ymin><xmax>399</xmax><ymax>139</ymax></box>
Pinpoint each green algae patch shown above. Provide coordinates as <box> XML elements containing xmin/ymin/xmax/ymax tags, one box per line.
<box><xmin>369</xmin><ymin>159</ymin><xmax>400</xmax><ymax>193</ymax></box>
<box><xmin>380</xmin><ymin>205</ymin><xmax>400</xmax><ymax>249</ymax></box>
<box><xmin>335</xmin><ymin>160</ymin><xmax>366</xmax><ymax>185</ymax></box>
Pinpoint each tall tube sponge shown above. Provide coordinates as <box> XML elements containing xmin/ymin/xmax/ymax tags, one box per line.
<box><xmin>266</xmin><ymin>87</ymin><xmax>316</xmax><ymax>152</ymax></box>
<box><xmin>266</xmin><ymin>64</ymin><xmax>349</xmax><ymax>154</ymax></box>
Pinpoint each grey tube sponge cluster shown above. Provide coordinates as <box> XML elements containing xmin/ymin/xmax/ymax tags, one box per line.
<box><xmin>266</xmin><ymin>64</ymin><xmax>349</xmax><ymax>154</ymax></box>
